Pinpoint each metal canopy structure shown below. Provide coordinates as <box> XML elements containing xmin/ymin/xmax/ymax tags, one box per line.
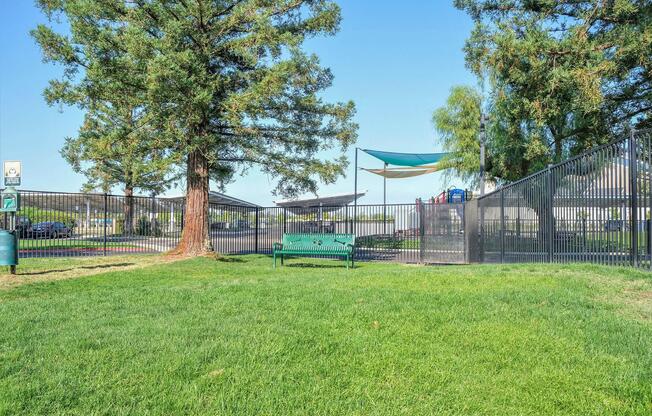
<box><xmin>19</xmin><ymin>191</ymin><xmax>163</xmax><ymax>214</ymax></box>
<box><xmin>19</xmin><ymin>190</ymin><xmax>260</xmax><ymax>214</ymax></box>
<box><xmin>167</xmin><ymin>191</ymin><xmax>260</xmax><ymax>212</ymax></box>
<box><xmin>207</xmin><ymin>191</ymin><xmax>260</xmax><ymax>208</ymax></box>
<box><xmin>274</xmin><ymin>191</ymin><xmax>367</xmax><ymax>214</ymax></box>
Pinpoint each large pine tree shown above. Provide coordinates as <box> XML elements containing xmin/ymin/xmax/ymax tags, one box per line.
<box><xmin>33</xmin><ymin>0</ymin><xmax>357</xmax><ymax>255</ymax></box>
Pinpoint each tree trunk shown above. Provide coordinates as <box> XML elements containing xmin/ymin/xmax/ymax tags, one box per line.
<box><xmin>172</xmin><ymin>148</ymin><xmax>212</xmax><ymax>255</ymax></box>
<box><xmin>124</xmin><ymin>186</ymin><xmax>135</xmax><ymax>235</ymax></box>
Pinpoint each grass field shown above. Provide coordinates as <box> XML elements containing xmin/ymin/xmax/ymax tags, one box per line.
<box><xmin>0</xmin><ymin>255</ymin><xmax>651</xmax><ymax>415</ymax></box>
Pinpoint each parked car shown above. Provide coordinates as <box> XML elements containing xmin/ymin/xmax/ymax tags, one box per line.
<box><xmin>211</xmin><ymin>221</ymin><xmax>228</xmax><ymax>230</ymax></box>
<box><xmin>233</xmin><ymin>219</ymin><xmax>250</xmax><ymax>230</ymax></box>
<box><xmin>16</xmin><ymin>216</ymin><xmax>32</xmax><ymax>238</ymax></box>
<box><xmin>604</xmin><ymin>219</ymin><xmax>624</xmax><ymax>232</ymax></box>
<box><xmin>30</xmin><ymin>222</ymin><xmax>73</xmax><ymax>239</ymax></box>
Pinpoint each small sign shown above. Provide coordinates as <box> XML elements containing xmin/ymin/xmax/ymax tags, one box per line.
<box><xmin>0</xmin><ymin>188</ymin><xmax>19</xmax><ymax>212</ymax></box>
<box><xmin>3</xmin><ymin>161</ymin><xmax>21</xmax><ymax>187</ymax></box>
<box><xmin>2</xmin><ymin>194</ymin><xmax>17</xmax><ymax>211</ymax></box>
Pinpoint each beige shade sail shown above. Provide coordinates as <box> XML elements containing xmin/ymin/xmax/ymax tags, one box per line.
<box><xmin>362</xmin><ymin>165</ymin><xmax>443</xmax><ymax>179</ymax></box>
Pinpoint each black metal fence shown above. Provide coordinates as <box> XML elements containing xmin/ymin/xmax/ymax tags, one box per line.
<box><xmin>478</xmin><ymin>129</ymin><xmax>652</xmax><ymax>269</ymax></box>
<box><xmin>9</xmin><ymin>190</ymin><xmax>185</xmax><ymax>258</ymax></box>
<box><xmin>207</xmin><ymin>203</ymin><xmax>425</xmax><ymax>263</ymax></box>
<box><xmin>10</xmin><ymin>130</ymin><xmax>652</xmax><ymax>269</ymax></box>
<box><xmin>5</xmin><ymin>191</ymin><xmax>449</xmax><ymax>263</ymax></box>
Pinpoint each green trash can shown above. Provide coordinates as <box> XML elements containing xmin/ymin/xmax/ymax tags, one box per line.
<box><xmin>0</xmin><ymin>230</ymin><xmax>18</xmax><ymax>266</ymax></box>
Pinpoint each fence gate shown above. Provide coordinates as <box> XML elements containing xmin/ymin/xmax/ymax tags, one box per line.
<box><xmin>420</xmin><ymin>202</ymin><xmax>466</xmax><ymax>264</ymax></box>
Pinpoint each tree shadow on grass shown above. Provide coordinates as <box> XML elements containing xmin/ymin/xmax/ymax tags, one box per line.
<box><xmin>18</xmin><ymin>269</ymin><xmax>72</xmax><ymax>276</ymax></box>
<box><xmin>19</xmin><ymin>262</ymin><xmax>135</xmax><ymax>276</ymax></box>
<box><xmin>215</xmin><ymin>256</ymin><xmax>248</xmax><ymax>263</ymax></box>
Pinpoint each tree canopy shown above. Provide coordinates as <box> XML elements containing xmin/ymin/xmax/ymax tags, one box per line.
<box><xmin>443</xmin><ymin>0</ymin><xmax>652</xmax><ymax>182</ymax></box>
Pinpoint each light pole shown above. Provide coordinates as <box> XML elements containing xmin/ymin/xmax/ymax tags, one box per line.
<box><xmin>479</xmin><ymin>112</ymin><xmax>486</xmax><ymax>196</ymax></box>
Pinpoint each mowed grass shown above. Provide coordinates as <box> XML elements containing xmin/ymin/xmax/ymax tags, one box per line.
<box><xmin>0</xmin><ymin>256</ymin><xmax>651</xmax><ymax>415</ymax></box>
<box><xmin>0</xmin><ymin>255</ymin><xmax>179</xmax><ymax>290</ymax></box>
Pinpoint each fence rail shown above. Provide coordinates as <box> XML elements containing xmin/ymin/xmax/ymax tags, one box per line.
<box><xmin>478</xmin><ymin>129</ymin><xmax>652</xmax><ymax>269</ymax></box>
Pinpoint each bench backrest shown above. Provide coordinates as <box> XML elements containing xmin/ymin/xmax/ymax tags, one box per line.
<box><xmin>281</xmin><ymin>233</ymin><xmax>355</xmax><ymax>251</ymax></box>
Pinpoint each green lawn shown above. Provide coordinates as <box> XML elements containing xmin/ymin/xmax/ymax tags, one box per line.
<box><xmin>1</xmin><ymin>256</ymin><xmax>651</xmax><ymax>415</ymax></box>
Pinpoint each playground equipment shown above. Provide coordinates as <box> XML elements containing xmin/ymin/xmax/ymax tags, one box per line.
<box><xmin>428</xmin><ymin>188</ymin><xmax>473</xmax><ymax>205</ymax></box>
<box><xmin>416</xmin><ymin>188</ymin><xmax>473</xmax><ymax>221</ymax></box>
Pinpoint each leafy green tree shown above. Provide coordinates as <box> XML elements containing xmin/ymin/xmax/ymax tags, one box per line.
<box><xmin>454</xmin><ymin>0</ymin><xmax>652</xmax><ymax>181</ymax></box>
<box><xmin>33</xmin><ymin>0</ymin><xmax>357</xmax><ymax>255</ymax></box>
<box><xmin>432</xmin><ymin>85</ymin><xmax>482</xmax><ymax>184</ymax></box>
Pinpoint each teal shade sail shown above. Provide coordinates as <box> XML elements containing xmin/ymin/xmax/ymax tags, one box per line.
<box><xmin>362</xmin><ymin>149</ymin><xmax>448</xmax><ymax>167</ymax></box>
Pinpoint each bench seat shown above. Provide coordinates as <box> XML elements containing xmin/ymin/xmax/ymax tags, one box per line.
<box><xmin>273</xmin><ymin>233</ymin><xmax>356</xmax><ymax>269</ymax></box>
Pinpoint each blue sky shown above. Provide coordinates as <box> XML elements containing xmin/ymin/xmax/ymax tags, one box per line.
<box><xmin>0</xmin><ymin>1</ymin><xmax>476</xmax><ymax>206</ymax></box>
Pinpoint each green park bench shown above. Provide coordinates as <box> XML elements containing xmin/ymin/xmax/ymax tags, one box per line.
<box><xmin>273</xmin><ymin>233</ymin><xmax>356</xmax><ymax>269</ymax></box>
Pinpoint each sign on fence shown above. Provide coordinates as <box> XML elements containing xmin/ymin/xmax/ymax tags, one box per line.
<box><xmin>3</xmin><ymin>161</ymin><xmax>21</xmax><ymax>187</ymax></box>
<box><xmin>1</xmin><ymin>190</ymin><xmax>19</xmax><ymax>212</ymax></box>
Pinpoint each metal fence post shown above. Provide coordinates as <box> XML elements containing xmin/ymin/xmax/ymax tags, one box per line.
<box><xmin>648</xmin><ymin>133</ymin><xmax>652</xmax><ymax>271</ymax></box>
<box><xmin>629</xmin><ymin>129</ymin><xmax>638</xmax><ymax>267</ymax></box>
<box><xmin>464</xmin><ymin>199</ymin><xmax>479</xmax><ymax>263</ymax></box>
<box><xmin>254</xmin><ymin>207</ymin><xmax>259</xmax><ymax>254</ymax></box>
<box><xmin>547</xmin><ymin>165</ymin><xmax>554</xmax><ymax>263</ymax></box>
<box><xmin>103</xmin><ymin>193</ymin><xmax>108</xmax><ymax>256</ymax></box>
<box><xmin>478</xmin><ymin>198</ymin><xmax>485</xmax><ymax>262</ymax></box>
<box><xmin>417</xmin><ymin>202</ymin><xmax>426</xmax><ymax>263</ymax></box>
<box><xmin>500</xmin><ymin>189</ymin><xmax>505</xmax><ymax>263</ymax></box>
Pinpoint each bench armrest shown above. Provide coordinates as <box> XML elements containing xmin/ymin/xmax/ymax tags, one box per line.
<box><xmin>273</xmin><ymin>242</ymin><xmax>283</xmax><ymax>251</ymax></box>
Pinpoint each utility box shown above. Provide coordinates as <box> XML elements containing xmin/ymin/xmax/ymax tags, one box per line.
<box><xmin>0</xmin><ymin>230</ymin><xmax>18</xmax><ymax>266</ymax></box>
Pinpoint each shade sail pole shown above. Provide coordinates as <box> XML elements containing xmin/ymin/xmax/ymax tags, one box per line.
<box><xmin>383</xmin><ymin>162</ymin><xmax>387</xmax><ymax>234</ymax></box>
<box><xmin>354</xmin><ymin>147</ymin><xmax>358</xmax><ymax>235</ymax></box>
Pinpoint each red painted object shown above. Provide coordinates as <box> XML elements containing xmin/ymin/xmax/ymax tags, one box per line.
<box><xmin>433</xmin><ymin>191</ymin><xmax>447</xmax><ymax>204</ymax></box>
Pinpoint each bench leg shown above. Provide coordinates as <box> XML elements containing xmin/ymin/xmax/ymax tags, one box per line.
<box><xmin>273</xmin><ymin>252</ymin><xmax>276</xmax><ymax>268</ymax></box>
<box><xmin>281</xmin><ymin>254</ymin><xmax>284</xmax><ymax>266</ymax></box>
<box><xmin>346</xmin><ymin>255</ymin><xmax>349</xmax><ymax>270</ymax></box>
